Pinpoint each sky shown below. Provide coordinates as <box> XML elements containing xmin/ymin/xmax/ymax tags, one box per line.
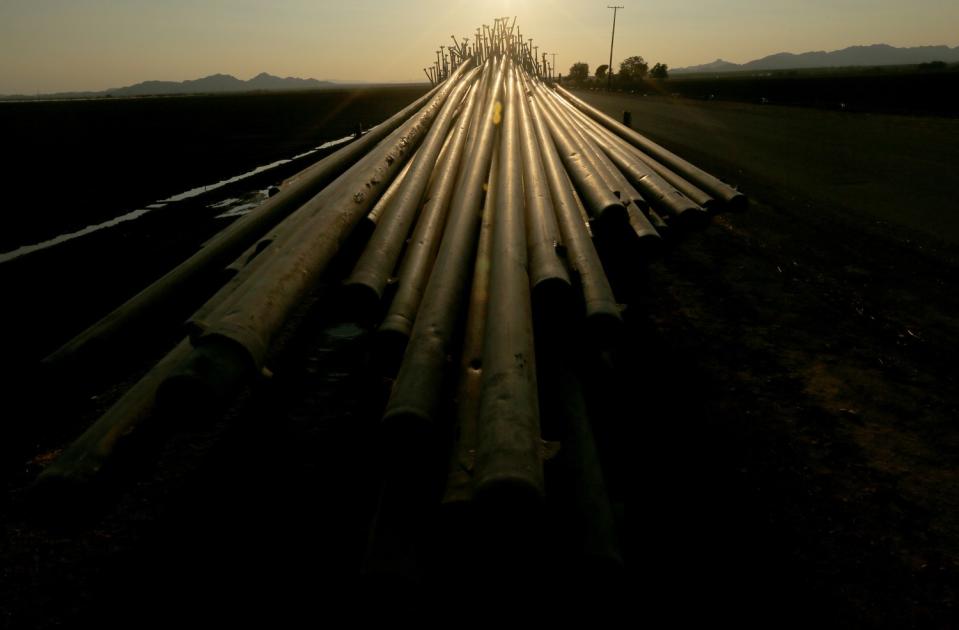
<box><xmin>2</xmin><ymin>0</ymin><xmax>958</xmax><ymax>94</ymax></box>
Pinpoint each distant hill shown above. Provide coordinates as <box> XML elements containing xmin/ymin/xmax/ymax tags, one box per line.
<box><xmin>674</xmin><ymin>59</ymin><xmax>742</xmax><ymax>74</ymax></box>
<box><xmin>673</xmin><ymin>44</ymin><xmax>959</xmax><ymax>74</ymax></box>
<box><xmin>1</xmin><ymin>72</ymin><xmax>337</xmax><ymax>100</ymax></box>
<box><xmin>99</xmin><ymin>72</ymin><xmax>335</xmax><ymax>96</ymax></box>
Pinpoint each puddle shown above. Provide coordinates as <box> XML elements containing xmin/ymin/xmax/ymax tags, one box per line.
<box><xmin>209</xmin><ymin>198</ymin><xmax>241</xmax><ymax>209</ymax></box>
<box><xmin>0</xmin><ymin>132</ymin><xmax>362</xmax><ymax>264</ymax></box>
<box><xmin>213</xmin><ymin>191</ymin><xmax>270</xmax><ymax>219</ymax></box>
<box><xmin>0</xmin><ymin>208</ymin><xmax>154</xmax><ymax>264</ymax></box>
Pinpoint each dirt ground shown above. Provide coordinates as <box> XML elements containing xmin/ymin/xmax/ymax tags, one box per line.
<box><xmin>2</xmin><ymin>91</ymin><xmax>958</xmax><ymax>627</ymax></box>
<box><xmin>579</xmin><ymin>91</ymin><xmax>959</xmax><ymax>625</ymax></box>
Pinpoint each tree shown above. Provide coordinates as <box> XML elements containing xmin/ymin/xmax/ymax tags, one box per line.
<box><xmin>618</xmin><ymin>55</ymin><xmax>649</xmax><ymax>83</ymax></box>
<box><xmin>595</xmin><ymin>64</ymin><xmax>609</xmax><ymax>80</ymax></box>
<box><xmin>568</xmin><ymin>62</ymin><xmax>589</xmax><ymax>85</ymax></box>
<box><xmin>650</xmin><ymin>63</ymin><xmax>669</xmax><ymax>79</ymax></box>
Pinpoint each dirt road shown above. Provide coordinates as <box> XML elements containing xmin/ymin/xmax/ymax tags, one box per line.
<box><xmin>577</xmin><ymin>90</ymin><xmax>959</xmax><ymax>247</ymax></box>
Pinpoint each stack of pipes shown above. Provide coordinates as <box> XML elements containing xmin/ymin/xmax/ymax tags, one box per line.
<box><xmin>34</xmin><ymin>18</ymin><xmax>745</xmax><ymax>582</ymax></box>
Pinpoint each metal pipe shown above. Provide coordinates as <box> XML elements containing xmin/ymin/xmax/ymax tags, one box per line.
<box><xmin>538</xmin><ymin>342</ymin><xmax>623</xmax><ymax>575</ymax></box>
<box><xmin>185</xmin><ymin>109</ymin><xmax>451</xmax><ymax>340</ymax></box>
<box><xmin>526</xmin><ymin>77</ymin><xmax>626</xmax><ymax>236</ymax></box>
<box><xmin>187</xmin><ymin>238</ymin><xmax>276</xmax><ymax>336</ymax></box>
<box><xmin>35</xmin><ymin>338</ymin><xmax>194</xmax><ymax>491</ymax></box>
<box><xmin>572</xmin><ymin>114</ymin><xmax>707</xmax><ymax>227</ymax></box>
<box><xmin>342</xmin><ymin>67</ymin><xmax>480</xmax><ymax>317</ymax></box>
<box><xmin>377</xmin><ymin>79</ymin><xmax>483</xmax><ymax>367</ymax></box>
<box><xmin>624</xmin><ymin>204</ymin><xmax>662</xmax><ymax>246</ymax></box>
<box><xmin>646</xmin><ymin>208</ymin><xmax>671</xmax><ymax>236</ymax></box>
<box><xmin>520</xmin><ymin>72</ymin><xmax>621</xmax><ymax>346</ymax></box>
<box><xmin>353</xmin><ymin>156</ymin><xmax>415</xmax><ymax>247</ymax></box>
<box><xmin>462</xmin><ymin>59</ymin><xmax>493</xmax><ymax>151</ymax></box>
<box><xmin>514</xmin><ymin>67</ymin><xmax>572</xmax><ymax>314</ymax></box>
<box><xmin>533</xmin><ymin>81</ymin><xmax>661</xmax><ymax>256</ymax></box>
<box><xmin>547</xmin><ymin>90</ymin><xmax>649</xmax><ymax>210</ymax></box>
<box><xmin>365</xmin><ymin>103</ymin><xmax>487</xmax><ymax>585</ymax></box>
<box><xmin>35</xmin><ymin>227</ymin><xmax>275</xmax><ymax>489</ymax></box>
<box><xmin>184</xmin><ymin>168</ymin><xmax>369</xmax><ymax>339</ymax></box>
<box><xmin>567</xmin><ymin>166</ymin><xmax>594</xmax><ymax>237</ymax></box>
<box><xmin>442</xmin><ymin>133</ymin><xmax>499</xmax><ymax>507</ymax></box>
<box><xmin>534</xmin><ymin>82</ymin><xmax>623</xmax><ymax>200</ymax></box>
<box><xmin>40</xmin><ymin>82</ymin><xmax>445</xmax><ymax>376</ymax></box>
<box><xmin>158</xmin><ymin>61</ymin><xmax>476</xmax><ymax>408</ymax></box>
<box><xmin>473</xmin><ymin>63</ymin><xmax>544</xmax><ymax>504</ymax></box>
<box><xmin>554</xmin><ymin>96</ymin><xmax>711</xmax><ymax>226</ymax></box>
<box><xmin>555</xmin><ymin>85</ymin><xmax>747</xmax><ymax>209</ymax></box>
<box><xmin>548</xmin><ymin>98</ymin><xmax>649</xmax><ymax>220</ymax></box>
<box><xmin>366</xmin><ymin>154</ymin><xmax>415</xmax><ymax>229</ymax></box>
<box><xmin>537</xmin><ymin>81</ymin><xmax>662</xmax><ymax>246</ymax></box>
<box><xmin>381</xmin><ymin>56</ymin><xmax>505</xmax><ymax>442</ymax></box>
<box><xmin>560</xmin><ymin>99</ymin><xmax>716</xmax><ymax>209</ymax></box>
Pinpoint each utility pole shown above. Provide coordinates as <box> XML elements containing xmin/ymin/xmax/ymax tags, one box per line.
<box><xmin>551</xmin><ymin>53</ymin><xmax>557</xmax><ymax>81</ymax></box>
<box><xmin>607</xmin><ymin>5</ymin><xmax>624</xmax><ymax>91</ymax></box>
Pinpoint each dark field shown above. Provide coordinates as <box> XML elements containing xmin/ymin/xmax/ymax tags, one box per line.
<box><xmin>604</xmin><ymin>66</ymin><xmax>959</xmax><ymax>116</ymax></box>
<box><xmin>0</xmin><ymin>86</ymin><xmax>429</xmax><ymax>251</ymax></box>
<box><xmin>2</xmin><ymin>86</ymin><xmax>959</xmax><ymax>626</ymax></box>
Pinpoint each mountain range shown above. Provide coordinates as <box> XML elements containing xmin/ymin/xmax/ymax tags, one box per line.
<box><xmin>2</xmin><ymin>72</ymin><xmax>336</xmax><ymax>99</ymax></box>
<box><xmin>109</xmin><ymin>72</ymin><xmax>335</xmax><ymax>96</ymax></box>
<box><xmin>672</xmin><ymin>44</ymin><xmax>959</xmax><ymax>74</ymax></box>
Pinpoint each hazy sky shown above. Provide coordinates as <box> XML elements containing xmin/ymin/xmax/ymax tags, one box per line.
<box><xmin>2</xmin><ymin>0</ymin><xmax>957</xmax><ymax>93</ymax></box>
